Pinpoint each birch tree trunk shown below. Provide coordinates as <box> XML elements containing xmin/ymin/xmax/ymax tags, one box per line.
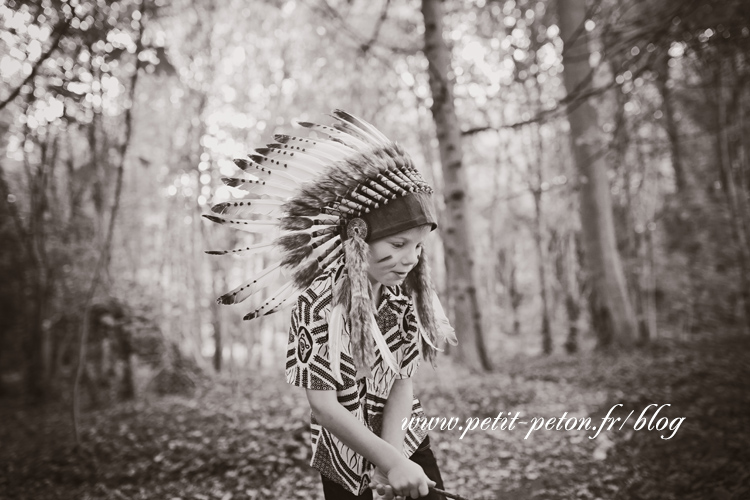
<box><xmin>421</xmin><ymin>0</ymin><xmax>491</xmax><ymax>370</ymax></box>
<box><xmin>557</xmin><ymin>0</ymin><xmax>638</xmax><ymax>348</ymax></box>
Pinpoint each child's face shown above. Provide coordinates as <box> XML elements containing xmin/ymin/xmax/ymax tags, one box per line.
<box><xmin>367</xmin><ymin>224</ymin><xmax>431</xmax><ymax>287</ymax></box>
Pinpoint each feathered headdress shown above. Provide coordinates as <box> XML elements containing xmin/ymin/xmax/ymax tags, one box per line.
<box><xmin>204</xmin><ymin>110</ymin><xmax>457</xmax><ymax>378</ymax></box>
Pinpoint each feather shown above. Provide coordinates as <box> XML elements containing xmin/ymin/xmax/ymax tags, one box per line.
<box><xmin>333</xmin><ymin>109</ymin><xmax>391</xmax><ymax>145</ymax></box>
<box><xmin>234</xmin><ymin>158</ymin><xmax>310</xmax><ymax>184</ymax></box>
<box><xmin>379</xmin><ymin>170</ymin><xmax>412</xmax><ymax>195</ymax></box>
<box><xmin>411</xmin><ymin>292</ymin><xmax>442</xmax><ymax>352</ymax></box>
<box><xmin>272</xmin><ymin>134</ymin><xmax>355</xmax><ymax>162</ymax></box>
<box><xmin>409</xmin><ymin>291</ymin><xmax>442</xmax><ymax>352</ymax></box>
<box><xmin>254</xmin><ymin>147</ymin><xmax>328</xmax><ymax>171</ymax></box>
<box><xmin>331</xmin><ymin>110</ymin><xmax>389</xmax><ymax>148</ymax></box>
<box><xmin>370</xmin><ymin>313</ymin><xmax>399</xmax><ymax>375</ymax></box>
<box><xmin>295</xmin><ymin>120</ymin><xmax>373</xmax><ymax>151</ymax></box>
<box><xmin>275</xmin><ymin>232</ymin><xmax>312</xmax><ymax>250</ymax></box>
<box><xmin>248</xmin><ymin>152</ymin><xmax>320</xmax><ymax>179</ymax></box>
<box><xmin>211</xmin><ymin>199</ymin><xmax>285</xmax><ymax>217</ymax></box>
<box><xmin>292</xmin><ymin>258</ymin><xmax>322</xmax><ymax>289</ymax></box>
<box><xmin>259</xmin><ymin>286</ymin><xmax>299</xmax><ymax>317</ymax></box>
<box><xmin>221</xmin><ymin>176</ymin><xmax>295</xmax><ymax>199</ymax></box>
<box><xmin>283</xmin><ymin>191</ymin><xmax>327</xmax><ymax>217</ymax></box>
<box><xmin>282</xmin><ymin>230</ymin><xmax>339</xmax><ymax>268</ymax></box>
<box><xmin>385</xmin><ymin>164</ymin><xmax>418</xmax><ymax>192</ymax></box>
<box><xmin>281</xmin><ymin>243</ymin><xmax>314</xmax><ymax>268</ymax></box>
<box><xmin>279</xmin><ymin>216</ymin><xmax>339</xmax><ymax>232</ymax></box>
<box><xmin>202</xmin><ymin>214</ymin><xmax>280</xmax><ymax>234</ymax></box>
<box><xmin>275</xmin><ymin>226</ymin><xmax>337</xmax><ymax>256</ymax></box>
<box><xmin>279</xmin><ymin>216</ymin><xmax>314</xmax><ymax>231</ymax></box>
<box><xmin>218</xmin><ymin>262</ymin><xmax>282</xmax><ymax>305</ymax></box>
<box><xmin>243</xmin><ymin>280</ymin><xmax>298</xmax><ymax>320</ymax></box>
<box><xmin>432</xmin><ymin>290</ymin><xmax>458</xmax><ymax>345</ymax></box>
<box><xmin>292</xmin><ymin>242</ymin><xmax>343</xmax><ymax>290</ymax></box>
<box><xmin>205</xmin><ymin>241</ymin><xmax>275</xmax><ymax>256</ymax></box>
<box><xmin>328</xmin><ymin>304</ymin><xmax>346</xmax><ymax>385</ymax></box>
<box><xmin>319</xmin><ymin>240</ymin><xmax>343</xmax><ymax>268</ymax></box>
<box><xmin>403</xmin><ymin>252</ymin><xmax>450</xmax><ymax>365</ymax></box>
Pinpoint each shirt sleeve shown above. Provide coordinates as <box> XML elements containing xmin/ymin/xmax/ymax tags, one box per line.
<box><xmin>285</xmin><ymin>288</ymin><xmax>339</xmax><ymax>391</ymax></box>
<box><xmin>397</xmin><ymin>303</ymin><xmax>421</xmax><ymax>379</ymax></box>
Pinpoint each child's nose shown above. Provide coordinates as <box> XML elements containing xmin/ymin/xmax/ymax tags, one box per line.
<box><xmin>402</xmin><ymin>247</ymin><xmax>420</xmax><ymax>267</ymax></box>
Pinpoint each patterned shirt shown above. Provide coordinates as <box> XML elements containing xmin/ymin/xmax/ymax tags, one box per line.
<box><xmin>285</xmin><ymin>260</ymin><xmax>428</xmax><ymax>495</ymax></box>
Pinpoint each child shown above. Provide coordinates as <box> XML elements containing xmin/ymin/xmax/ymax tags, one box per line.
<box><xmin>205</xmin><ymin>110</ymin><xmax>456</xmax><ymax>499</ymax></box>
<box><xmin>288</xmin><ymin>223</ymin><xmax>447</xmax><ymax>499</ymax></box>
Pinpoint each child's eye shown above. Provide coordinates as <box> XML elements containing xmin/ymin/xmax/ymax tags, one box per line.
<box><xmin>391</xmin><ymin>242</ymin><xmax>405</xmax><ymax>248</ymax></box>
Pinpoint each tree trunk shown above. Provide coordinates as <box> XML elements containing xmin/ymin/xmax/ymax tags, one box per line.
<box><xmin>421</xmin><ymin>0</ymin><xmax>490</xmax><ymax>370</ymax></box>
<box><xmin>655</xmin><ymin>51</ymin><xmax>686</xmax><ymax>193</ymax></box>
<box><xmin>496</xmin><ymin>245</ymin><xmax>521</xmax><ymax>337</ymax></box>
<box><xmin>553</xmin><ymin>231</ymin><xmax>582</xmax><ymax>354</ymax></box>
<box><xmin>714</xmin><ymin>60</ymin><xmax>750</xmax><ymax>333</ymax></box>
<box><xmin>22</xmin><ymin>124</ymin><xmax>57</xmax><ymax>403</ymax></box>
<box><xmin>531</xmin><ymin>175</ymin><xmax>552</xmax><ymax>354</ymax></box>
<box><xmin>557</xmin><ymin>0</ymin><xmax>638</xmax><ymax>349</ymax></box>
<box><xmin>525</xmin><ymin>120</ymin><xmax>553</xmax><ymax>355</ymax></box>
<box><xmin>211</xmin><ymin>278</ymin><xmax>223</xmax><ymax>373</ymax></box>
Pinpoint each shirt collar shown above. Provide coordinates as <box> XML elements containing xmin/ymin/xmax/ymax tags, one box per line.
<box><xmin>381</xmin><ymin>283</ymin><xmax>410</xmax><ymax>305</ymax></box>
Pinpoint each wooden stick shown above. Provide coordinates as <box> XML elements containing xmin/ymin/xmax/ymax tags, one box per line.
<box><xmin>431</xmin><ymin>486</ymin><xmax>473</xmax><ymax>500</ymax></box>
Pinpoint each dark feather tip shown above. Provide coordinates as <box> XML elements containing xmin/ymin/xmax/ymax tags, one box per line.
<box><xmin>274</xmin><ymin>134</ymin><xmax>290</xmax><ymax>143</ymax></box>
<box><xmin>222</xmin><ymin>177</ymin><xmax>243</xmax><ymax>187</ymax></box>
<box><xmin>217</xmin><ymin>295</ymin><xmax>235</xmax><ymax>305</ymax></box>
<box><xmin>202</xmin><ymin>214</ymin><xmax>224</xmax><ymax>224</ymax></box>
<box><xmin>243</xmin><ymin>310</ymin><xmax>263</xmax><ymax>320</ymax></box>
<box><xmin>255</xmin><ymin>147</ymin><xmax>271</xmax><ymax>156</ymax></box>
<box><xmin>333</xmin><ymin>109</ymin><xmax>354</xmax><ymax>121</ymax></box>
<box><xmin>248</xmin><ymin>154</ymin><xmax>265</xmax><ymax>164</ymax></box>
<box><xmin>211</xmin><ymin>203</ymin><xmax>229</xmax><ymax>214</ymax></box>
<box><xmin>205</xmin><ymin>250</ymin><xmax>226</xmax><ymax>255</ymax></box>
<box><xmin>234</xmin><ymin>158</ymin><xmax>251</xmax><ymax>170</ymax></box>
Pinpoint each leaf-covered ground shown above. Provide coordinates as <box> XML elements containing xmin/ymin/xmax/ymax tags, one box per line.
<box><xmin>2</xmin><ymin>335</ymin><xmax>749</xmax><ymax>500</ymax></box>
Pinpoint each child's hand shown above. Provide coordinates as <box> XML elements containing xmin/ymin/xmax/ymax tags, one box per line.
<box><xmin>385</xmin><ymin>458</ymin><xmax>435</xmax><ymax>499</ymax></box>
<box><xmin>370</xmin><ymin>467</ymin><xmax>397</xmax><ymax>499</ymax></box>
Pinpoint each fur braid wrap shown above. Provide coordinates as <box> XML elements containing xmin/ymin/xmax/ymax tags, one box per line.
<box><xmin>343</xmin><ymin>230</ymin><xmax>375</xmax><ymax>378</ymax></box>
<box><xmin>404</xmin><ymin>251</ymin><xmax>457</xmax><ymax>365</ymax></box>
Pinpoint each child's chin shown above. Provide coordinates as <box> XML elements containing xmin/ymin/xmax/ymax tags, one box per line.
<box><xmin>384</xmin><ymin>276</ymin><xmax>406</xmax><ymax>286</ymax></box>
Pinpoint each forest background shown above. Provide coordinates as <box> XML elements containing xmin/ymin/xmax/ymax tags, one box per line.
<box><xmin>1</xmin><ymin>0</ymin><xmax>749</xmax><ymax>499</ymax></box>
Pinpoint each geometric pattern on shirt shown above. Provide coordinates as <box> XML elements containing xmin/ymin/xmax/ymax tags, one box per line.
<box><xmin>286</xmin><ymin>260</ymin><xmax>428</xmax><ymax>495</ymax></box>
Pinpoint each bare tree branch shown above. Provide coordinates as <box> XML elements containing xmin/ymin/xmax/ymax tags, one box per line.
<box><xmin>305</xmin><ymin>0</ymin><xmax>419</xmax><ymax>55</ymax></box>
<box><xmin>360</xmin><ymin>0</ymin><xmax>390</xmax><ymax>53</ymax></box>
<box><xmin>0</xmin><ymin>14</ymin><xmax>72</xmax><ymax>112</ymax></box>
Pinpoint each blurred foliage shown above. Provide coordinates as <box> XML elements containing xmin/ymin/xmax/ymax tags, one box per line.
<box><xmin>0</xmin><ymin>0</ymin><xmax>748</xmax><ymax>400</ymax></box>
<box><xmin>0</xmin><ymin>334</ymin><xmax>747</xmax><ymax>499</ymax></box>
